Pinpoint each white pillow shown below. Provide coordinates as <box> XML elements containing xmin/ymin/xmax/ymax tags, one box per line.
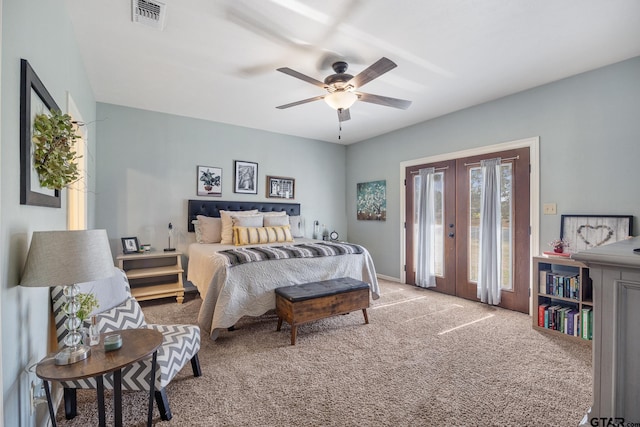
<box><xmin>75</xmin><ymin>267</ymin><xmax>129</xmax><ymax>314</ymax></box>
<box><xmin>220</xmin><ymin>210</ymin><xmax>259</xmax><ymax>244</ymax></box>
<box><xmin>289</xmin><ymin>215</ymin><xmax>304</xmax><ymax>238</ymax></box>
<box><xmin>264</xmin><ymin>215</ymin><xmax>289</xmax><ymax>227</ymax></box>
<box><xmin>192</xmin><ymin>219</ymin><xmax>203</xmax><ymax>243</ymax></box>
<box><xmin>232</xmin><ymin>214</ymin><xmax>264</xmax><ymax>228</ymax></box>
<box><xmin>196</xmin><ymin>215</ymin><xmax>222</xmax><ymax>243</ymax></box>
<box><xmin>262</xmin><ymin>211</ymin><xmax>287</xmax><ymax>217</ymax></box>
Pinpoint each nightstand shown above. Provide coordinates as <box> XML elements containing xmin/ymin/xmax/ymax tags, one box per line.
<box><xmin>117</xmin><ymin>251</ymin><xmax>184</xmax><ymax>303</ymax></box>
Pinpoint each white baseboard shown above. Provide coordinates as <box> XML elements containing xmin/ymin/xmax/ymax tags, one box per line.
<box><xmin>376</xmin><ymin>274</ymin><xmax>402</xmax><ymax>283</ymax></box>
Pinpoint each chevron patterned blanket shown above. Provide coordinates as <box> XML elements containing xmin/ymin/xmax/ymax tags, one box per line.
<box><xmin>218</xmin><ymin>241</ymin><xmax>365</xmax><ymax>267</ymax></box>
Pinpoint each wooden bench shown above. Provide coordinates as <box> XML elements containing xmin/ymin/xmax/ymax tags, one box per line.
<box><xmin>275</xmin><ymin>277</ymin><xmax>370</xmax><ymax>345</ymax></box>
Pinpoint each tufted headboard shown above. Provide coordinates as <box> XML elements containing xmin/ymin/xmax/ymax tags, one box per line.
<box><xmin>187</xmin><ymin>199</ymin><xmax>301</xmax><ymax>232</ymax></box>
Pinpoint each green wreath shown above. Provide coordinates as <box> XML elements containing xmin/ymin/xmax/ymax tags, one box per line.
<box><xmin>32</xmin><ymin>109</ymin><xmax>81</xmax><ymax>190</ymax></box>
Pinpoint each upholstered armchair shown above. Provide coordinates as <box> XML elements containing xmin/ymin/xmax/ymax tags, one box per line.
<box><xmin>51</xmin><ymin>266</ymin><xmax>201</xmax><ymax>421</ymax></box>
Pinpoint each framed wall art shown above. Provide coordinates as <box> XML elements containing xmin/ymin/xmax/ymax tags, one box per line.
<box><xmin>20</xmin><ymin>59</ymin><xmax>61</xmax><ymax>208</ymax></box>
<box><xmin>266</xmin><ymin>176</ymin><xmax>295</xmax><ymax>199</ymax></box>
<box><xmin>197</xmin><ymin>165</ymin><xmax>222</xmax><ymax>196</ymax></box>
<box><xmin>560</xmin><ymin>214</ymin><xmax>633</xmax><ymax>252</ymax></box>
<box><xmin>357</xmin><ymin>180</ymin><xmax>387</xmax><ymax>221</ymax></box>
<box><xmin>234</xmin><ymin>160</ymin><xmax>258</xmax><ymax>194</ymax></box>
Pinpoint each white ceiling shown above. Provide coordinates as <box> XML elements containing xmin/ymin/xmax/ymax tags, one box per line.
<box><xmin>64</xmin><ymin>0</ymin><xmax>640</xmax><ymax>145</ymax></box>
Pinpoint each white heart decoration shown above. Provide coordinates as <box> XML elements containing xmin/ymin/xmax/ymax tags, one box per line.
<box><xmin>577</xmin><ymin>224</ymin><xmax>614</xmax><ymax>247</ymax></box>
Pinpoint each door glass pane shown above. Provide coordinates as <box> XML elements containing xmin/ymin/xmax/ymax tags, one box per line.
<box><xmin>413</xmin><ymin>172</ymin><xmax>444</xmax><ymax>277</ymax></box>
<box><xmin>468</xmin><ymin>167</ymin><xmax>481</xmax><ymax>282</ymax></box>
<box><xmin>467</xmin><ymin>164</ymin><xmax>513</xmax><ymax>290</ymax></box>
<box><xmin>500</xmin><ymin>164</ymin><xmax>513</xmax><ymax>290</ymax></box>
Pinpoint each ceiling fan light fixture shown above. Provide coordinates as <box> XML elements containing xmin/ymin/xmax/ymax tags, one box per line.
<box><xmin>324</xmin><ymin>91</ymin><xmax>357</xmax><ymax>110</ymax></box>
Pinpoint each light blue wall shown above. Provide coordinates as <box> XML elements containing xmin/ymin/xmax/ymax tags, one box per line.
<box><xmin>1</xmin><ymin>0</ymin><xmax>96</xmax><ymax>425</ymax></box>
<box><xmin>95</xmin><ymin>103</ymin><xmax>346</xmax><ymax>259</ymax></box>
<box><xmin>346</xmin><ymin>57</ymin><xmax>640</xmax><ymax>279</ymax></box>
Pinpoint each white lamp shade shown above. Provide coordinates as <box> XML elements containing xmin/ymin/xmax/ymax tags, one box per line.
<box><xmin>324</xmin><ymin>91</ymin><xmax>357</xmax><ymax>110</ymax></box>
<box><xmin>20</xmin><ymin>229</ymin><xmax>114</xmax><ymax>287</ymax></box>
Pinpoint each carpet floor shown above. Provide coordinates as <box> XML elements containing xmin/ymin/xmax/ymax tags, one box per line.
<box><xmin>52</xmin><ymin>279</ymin><xmax>592</xmax><ymax>426</ymax></box>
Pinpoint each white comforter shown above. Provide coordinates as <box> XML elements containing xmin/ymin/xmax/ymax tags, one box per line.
<box><xmin>187</xmin><ymin>238</ymin><xmax>379</xmax><ymax>340</ymax></box>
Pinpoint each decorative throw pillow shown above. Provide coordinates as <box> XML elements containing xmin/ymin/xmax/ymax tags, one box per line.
<box><xmin>233</xmin><ymin>225</ymin><xmax>294</xmax><ymax>246</ymax></box>
<box><xmin>232</xmin><ymin>214</ymin><xmax>264</xmax><ymax>228</ymax></box>
<box><xmin>192</xmin><ymin>219</ymin><xmax>203</xmax><ymax>243</ymax></box>
<box><xmin>220</xmin><ymin>210</ymin><xmax>259</xmax><ymax>244</ymax></box>
<box><xmin>196</xmin><ymin>215</ymin><xmax>222</xmax><ymax>243</ymax></box>
<box><xmin>264</xmin><ymin>215</ymin><xmax>289</xmax><ymax>227</ymax></box>
<box><xmin>288</xmin><ymin>215</ymin><xmax>304</xmax><ymax>237</ymax></box>
<box><xmin>262</xmin><ymin>211</ymin><xmax>287</xmax><ymax>217</ymax></box>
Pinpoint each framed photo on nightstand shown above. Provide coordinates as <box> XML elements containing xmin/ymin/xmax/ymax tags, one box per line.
<box><xmin>121</xmin><ymin>236</ymin><xmax>140</xmax><ymax>254</ymax></box>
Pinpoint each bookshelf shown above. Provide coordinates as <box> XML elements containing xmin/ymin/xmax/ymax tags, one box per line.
<box><xmin>532</xmin><ymin>256</ymin><xmax>592</xmax><ymax>342</ymax></box>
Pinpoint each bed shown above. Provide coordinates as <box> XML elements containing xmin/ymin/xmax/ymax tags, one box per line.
<box><xmin>186</xmin><ymin>200</ymin><xmax>380</xmax><ymax>340</ymax></box>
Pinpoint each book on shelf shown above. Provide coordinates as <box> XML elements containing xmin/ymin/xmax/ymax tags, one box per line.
<box><xmin>538</xmin><ymin>303</ymin><xmax>548</xmax><ymax>327</ymax></box>
<box><xmin>542</xmin><ymin>251</ymin><xmax>571</xmax><ymax>258</ymax></box>
<box><xmin>539</xmin><ymin>270</ymin><xmax>547</xmax><ymax>294</ymax></box>
<box><xmin>537</xmin><ymin>304</ymin><xmax>587</xmax><ymax>339</ymax></box>
<box><xmin>581</xmin><ymin>307</ymin><xmax>593</xmax><ymax>340</ymax></box>
<box><xmin>539</xmin><ymin>269</ymin><xmax>580</xmax><ymax>300</ymax></box>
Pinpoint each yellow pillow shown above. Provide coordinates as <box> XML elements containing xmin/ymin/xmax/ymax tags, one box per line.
<box><xmin>233</xmin><ymin>225</ymin><xmax>294</xmax><ymax>246</ymax></box>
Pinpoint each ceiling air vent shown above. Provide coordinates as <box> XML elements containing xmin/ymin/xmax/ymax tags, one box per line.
<box><xmin>132</xmin><ymin>0</ymin><xmax>167</xmax><ymax>30</ymax></box>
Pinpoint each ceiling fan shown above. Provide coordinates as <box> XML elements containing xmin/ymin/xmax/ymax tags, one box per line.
<box><xmin>276</xmin><ymin>57</ymin><xmax>412</xmax><ymax>123</ymax></box>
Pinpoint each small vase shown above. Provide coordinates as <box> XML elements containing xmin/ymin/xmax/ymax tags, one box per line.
<box><xmin>553</xmin><ymin>245</ymin><xmax>564</xmax><ymax>253</ymax></box>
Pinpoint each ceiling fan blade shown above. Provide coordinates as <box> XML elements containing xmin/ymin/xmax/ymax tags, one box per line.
<box><xmin>227</xmin><ymin>6</ymin><xmax>312</xmax><ymax>53</ymax></box>
<box><xmin>277</xmin><ymin>67</ymin><xmax>326</xmax><ymax>89</ymax></box>
<box><xmin>355</xmin><ymin>92</ymin><xmax>412</xmax><ymax>110</ymax></box>
<box><xmin>348</xmin><ymin>57</ymin><xmax>397</xmax><ymax>89</ymax></box>
<box><xmin>337</xmin><ymin>108</ymin><xmax>351</xmax><ymax>122</ymax></box>
<box><xmin>276</xmin><ymin>95</ymin><xmax>325</xmax><ymax>109</ymax></box>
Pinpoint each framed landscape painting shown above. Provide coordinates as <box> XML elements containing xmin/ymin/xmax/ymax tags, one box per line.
<box><xmin>560</xmin><ymin>214</ymin><xmax>633</xmax><ymax>252</ymax></box>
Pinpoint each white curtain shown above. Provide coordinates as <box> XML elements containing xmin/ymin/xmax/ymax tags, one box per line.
<box><xmin>477</xmin><ymin>158</ymin><xmax>502</xmax><ymax>305</ymax></box>
<box><xmin>416</xmin><ymin>167</ymin><xmax>436</xmax><ymax>288</ymax></box>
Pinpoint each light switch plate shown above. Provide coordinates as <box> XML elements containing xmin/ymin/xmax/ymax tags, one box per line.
<box><xmin>543</xmin><ymin>203</ymin><xmax>557</xmax><ymax>215</ymax></box>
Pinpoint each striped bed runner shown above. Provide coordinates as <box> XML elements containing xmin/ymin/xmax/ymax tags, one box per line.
<box><xmin>218</xmin><ymin>241</ymin><xmax>364</xmax><ymax>267</ymax></box>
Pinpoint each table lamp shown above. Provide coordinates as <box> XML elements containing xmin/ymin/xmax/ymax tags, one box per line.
<box><xmin>20</xmin><ymin>229</ymin><xmax>114</xmax><ymax>365</ymax></box>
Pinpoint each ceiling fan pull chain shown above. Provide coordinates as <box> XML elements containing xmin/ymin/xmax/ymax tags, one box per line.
<box><xmin>338</xmin><ymin>121</ymin><xmax>342</xmax><ymax>140</ymax></box>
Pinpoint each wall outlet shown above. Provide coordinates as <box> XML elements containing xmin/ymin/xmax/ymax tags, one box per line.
<box><xmin>543</xmin><ymin>203</ymin><xmax>557</xmax><ymax>215</ymax></box>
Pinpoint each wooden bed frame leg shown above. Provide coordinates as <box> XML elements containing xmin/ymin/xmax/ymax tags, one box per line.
<box><xmin>362</xmin><ymin>308</ymin><xmax>369</xmax><ymax>324</ymax></box>
<box><xmin>277</xmin><ymin>318</ymin><xmax>283</xmax><ymax>331</ymax></box>
<box><xmin>291</xmin><ymin>325</ymin><xmax>297</xmax><ymax>345</ymax></box>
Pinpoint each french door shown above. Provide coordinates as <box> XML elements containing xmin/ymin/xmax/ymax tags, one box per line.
<box><xmin>405</xmin><ymin>147</ymin><xmax>530</xmax><ymax>313</ymax></box>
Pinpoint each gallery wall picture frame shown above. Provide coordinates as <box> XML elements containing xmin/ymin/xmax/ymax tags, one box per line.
<box><xmin>356</xmin><ymin>180</ymin><xmax>387</xmax><ymax>221</ymax></box>
<box><xmin>197</xmin><ymin>165</ymin><xmax>222</xmax><ymax>196</ymax></box>
<box><xmin>266</xmin><ymin>176</ymin><xmax>295</xmax><ymax>199</ymax></box>
<box><xmin>20</xmin><ymin>59</ymin><xmax>61</xmax><ymax>208</ymax></box>
<box><xmin>121</xmin><ymin>236</ymin><xmax>140</xmax><ymax>254</ymax></box>
<box><xmin>560</xmin><ymin>214</ymin><xmax>633</xmax><ymax>252</ymax></box>
<box><xmin>234</xmin><ymin>160</ymin><xmax>258</xmax><ymax>194</ymax></box>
